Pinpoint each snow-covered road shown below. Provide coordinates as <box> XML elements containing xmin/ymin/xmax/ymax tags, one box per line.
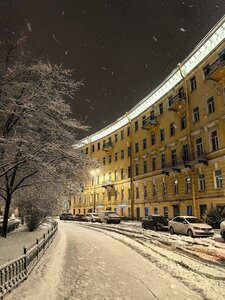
<box><xmin>6</xmin><ymin>221</ymin><xmax>204</xmax><ymax>300</ymax></box>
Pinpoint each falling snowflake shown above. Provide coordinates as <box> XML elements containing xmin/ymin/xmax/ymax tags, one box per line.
<box><xmin>65</xmin><ymin>50</ymin><xmax>68</xmax><ymax>55</ymax></box>
<box><xmin>89</xmin><ymin>106</ymin><xmax>95</xmax><ymax>110</ymax></box>
<box><xmin>62</xmin><ymin>11</ymin><xmax>65</xmax><ymax>15</ymax></box>
<box><xmin>26</xmin><ymin>22</ymin><xmax>32</xmax><ymax>32</ymax></box>
<box><xmin>53</xmin><ymin>34</ymin><xmax>61</xmax><ymax>45</ymax></box>
<box><xmin>180</xmin><ymin>28</ymin><xmax>186</xmax><ymax>32</ymax></box>
<box><xmin>101</xmin><ymin>67</ymin><xmax>107</xmax><ymax>70</ymax></box>
<box><xmin>111</xmin><ymin>71</ymin><xmax>114</xmax><ymax>75</ymax></box>
<box><xmin>145</xmin><ymin>64</ymin><xmax>148</xmax><ymax>68</ymax></box>
<box><xmin>86</xmin><ymin>99</ymin><xmax>91</xmax><ymax>103</ymax></box>
<box><xmin>152</xmin><ymin>35</ymin><xmax>158</xmax><ymax>42</ymax></box>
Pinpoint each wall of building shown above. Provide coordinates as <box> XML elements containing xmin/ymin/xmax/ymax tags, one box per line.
<box><xmin>71</xmin><ymin>30</ymin><xmax>225</xmax><ymax>220</ymax></box>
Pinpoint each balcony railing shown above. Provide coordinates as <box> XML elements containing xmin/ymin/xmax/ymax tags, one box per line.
<box><xmin>162</xmin><ymin>159</ymin><xmax>184</xmax><ymax>175</ymax></box>
<box><xmin>142</xmin><ymin>116</ymin><xmax>157</xmax><ymax>129</ymax></box>
<box><xmin>102</xmin><ymin>141</ymin><xmax>113</xmax><ymax>151</ymax></box>
<box><xmin>102</xmin><ymin>180</ymin><xmax>114</xmax><ymax>188</ymax></box>
<box><xmin>183</xmin><ymin>151</ymin><xmax>208</xmax><ymax>167</ymax></box>
<box><xmin>168</xmin><ymin>92</ymin><xmax>186</xmax><ymax>112</ymax></box>
<box><xmin>205</xmin><ymin>55</ymin><xmax>225</xmax><ymax>81</ymax></box>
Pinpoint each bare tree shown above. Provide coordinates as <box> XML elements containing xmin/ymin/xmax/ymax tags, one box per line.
<box><xmin>0</xmin><ymin>36</ymin><xmax>90</xmax><ymax>237</ymax></box>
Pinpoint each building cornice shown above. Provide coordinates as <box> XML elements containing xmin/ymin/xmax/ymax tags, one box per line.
<box><xmin>75</xmin><ymin>15</ymin><xmax>225</xmax><ymax>148</ymax></box>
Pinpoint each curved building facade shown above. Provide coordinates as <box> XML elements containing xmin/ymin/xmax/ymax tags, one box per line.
<box><xmin>71</xmin><ymin>16</ymin><xmax>225</xmax><ymax>219</ymax></box>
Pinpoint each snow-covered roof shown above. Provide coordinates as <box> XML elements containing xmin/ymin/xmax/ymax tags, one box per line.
<box><xmin>75</xmin><ymin>15</ymin><xmax>225</xmax><ymax>149</ymax></box>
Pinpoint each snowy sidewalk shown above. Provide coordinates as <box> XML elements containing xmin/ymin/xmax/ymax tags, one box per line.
<box><xmin>0</xmin><ymin>220</ymin><xmax>53</xmax><ymax>266</ymax></box>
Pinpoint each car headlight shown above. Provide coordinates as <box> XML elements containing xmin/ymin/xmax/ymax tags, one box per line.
<box><xmin>193</xmin><ymin>227</ymin><xmax>201</xmax><ymax>230</ymax></box>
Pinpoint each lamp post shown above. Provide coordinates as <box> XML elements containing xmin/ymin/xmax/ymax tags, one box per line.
<box><xmin>90</xmin><ymin>168</ymin><xmax>99</xmax><ymax>213</ymax></box>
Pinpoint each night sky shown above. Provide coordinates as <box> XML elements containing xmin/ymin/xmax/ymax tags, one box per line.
<box><xmin>2</xmin><ymin>0</ymin><xmax>225</xmax><ymax>138</ymax></box>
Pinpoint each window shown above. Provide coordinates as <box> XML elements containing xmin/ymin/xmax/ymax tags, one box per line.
<box><xmin>121</xmin><ymin>150</ymin><xmax>124</xmax><ymax>159</ymax></box>
<box><xmin>142</xmin><ymin>116</ymin><xmax>146</xmax><ymax>126</ymax></box>
<box><xmin>163</xmin><ymin>207</ymin><xmax>168</xmax><ymax>218</ymax></box>
<box><xmin>127</xmin><ymin>147</ymin><xmax>131</xmax><ymax>157</ymax></box>
<box><xmin>163</xmin><ymin>182</ymin><xmax>167</xmax><ymax>196</ymax></box>
<box><xmin>152</xmin><ymin>157</ymin><xmax>156</xmax><ymax>171</ymax></box>
<box><xmin>97</xmin><ymin>142</ymin><xmax>100</xmax><ymax>150</ymax></box>
<box><xmin>97</xmin><ymin>175</ymin><xmax>100</xmax><ymax>185</ymax></box>
<box><xmin>108</xmin><ymin>155</ymin><xmax>112</xmax><ymax>163</ymax></box>
<box><xmin>173</xmin><ymin>179</ymin><xmax>179</xmax><ymax>194</ymax></box>
<box><xmin>187</xmin><ymin>206</ymin><xmax>192</xmax><ymax>216</ymax></box>
<box><xmin>211</xmin><ymin>129</ymin><xmax>219</xmax><ymax>151</ymax></box>
<box><xmin>179</xmin><ymin>87</ymin><xmax>185</xmax><ymax>99</ymax></box>
<box><xmin>128</xmin><ymin>188</ymin><xmax>131</xmax><ymax>199</ymax></box>
<box><xmin>108</xmin><ymin>191</ymin><xmax>111</xmax><ymax>201</ymax></box>
<box><xmin>135</xmin><ymin>142</ymin><xmax>139</xmax><ymax>153</ymax></box>
<box><xmin>85</xmin><ymin>147</ymin><xmax>88</xmax><ymax>154</ymax></box>
<box><xmin>143</xmin><ymin>160</ymin><xmax>148</xmax><ymax>173</ymax></box>
<box><xmin>102</xmin><ymin>192</ymin><xmax>105</xmax><ymax>201</ymax></box>
<box><xmin>135</xmin><ymin>164</ymin><xmax>139</xmax><ymax>176</ymax></box>
<box><xmin>160</xmin><ymin>128</ymin><xmax>165</xmax><ymax>141</ymax></box>
<box><xmin>161</xmin><ymin>153</ymin><xmax>166</xmax><ymax>169</ymax></box>
<box><xmin>121</xmin><ymin>168</ymin><xmax>125</xmax><ymax>180</ymax></box>
<box><xmin>168</xmin><ymin>95</ymin><xmax>173</xmax><ymax>107</ymax></box>
<box><xmin>159</xmin><ymin>103</ymin><xmax>163</xmax><ymax>115</ymax></box>
<box><xmin>180</xmin><ymin>115</ymin><xmax>186</xmax><ymax>130</ymax></box>
<box><xmin>120</xmin><ymin>130</ymin><xmax>124</xmax><ymax>140</ymax></box>
<box><xmin>196</xmin><ymin>137</ymin><xmax>203</xmax><ymax>156</ymax></box>
<box><xmin>127</xmin><ymin>126</ymin><xmax>130</xmax><ymax>136</ymax></box>
<box><xmin>150</xmin><ymin>110</ymin><xmax>155</xmax><ymax>119</ymax></box>
<box><xmin>152</xmin><ymin>183</ymin><xmax>157</xmax><ymax>197</ymax></box>
<box><xmin>114</xmin><ymin>170</ymin><xmax>118</xmax><ymax>181</ymax></box>
<box><xmin>115</xmin><ymin>134</ymin><xmax>118</xmax><ymax>143</ymax></box>
<box><xmin>203</xmin><ymin>64</ymin><xmax>210</xmax><ymax>77</ymax></box>
<box><xmin>103</xmin><ymin>157</ymin><xmax>106</xmax><ymax>165</ymax></box>
<box><xmin>207</xmin><ymin>96</ymin><xmax>215</xmax><ymax>114</ymax></box>
<box><xmin>193</xmin><ymin>106</ymin><xmax>200</xmax><ymax>122</ymax></box>
<box><xmin>128</xmin><ymin>166</ymin><xmax>131</xmax><ymax>178</ymax></box>
<box><xmin>121</xmin><ymin>189</ymin><xmax>124</xmax><ymax>200</ymax></box>
<box><xmin>108</xmin><ymin>172</ymin><xmax>112</xmax><ymax>181</ymax></box>
<box><xmin>154</xmin><ymin>207</ymin><xmax>158</xmax><ymax>214</ymax></box>
<box><xmin>144</xmin><ymin>184</ymin><xmax>147</xmax><ymax>198</ymax></box>
<box><xmin>143</xmin><ymin>138</ymin><xmax>147</xmax><ymax>149</ymax></box>
<box><xmin>190</xmin><ymin>76</ymin><xmax>197</xmax><ymax>92</ymax></box>
<box><xmin>114</xmin><ymin>152</ymin><xmax>118</xmax><ymax>161</ymax></box>
<box><xmin>185</xmin><ymin>176</ymin><xmax>191</xmax><ymax>193</ymax></box>
<box><xmin>136</xmin><ymin>187</ymin><xmax>139</xmax><ymax>198</ymax></box>
<box><xmin>151</xmin><ymin>133</ymin><xmax>156</xmax><ymax>145</ymax></box>
<box><xmin>135</xmin><ymin>121</ymin><xmax>138</xmax><ymax>131</ymax></box>
<box><xmin>171</xmin><ymin>149</ymin><xmax>177</xmax><ymax>166</ymax></box>
<box><xmin>215</xmin><ymin>170</ymin><xmax>223</xmax><ymax>188</ymax></box>
<box><xmin>198</xmin><ymin>174</ymin><xmax>205</xmax><ymax>191</ymax></box>
<box><xmin>170</xmin><ymin>123</ymin><xmax>175</xmax><ymax>136</ymax></box>
<box><xmin>182</xmin><ymin>144</ymin><xmax>189</xmax><ymax>161</ymax></box>
<box><xmin>115</xmin><ymin>190</ymin><xmax>118</xmax><ymax>200</ymax></box>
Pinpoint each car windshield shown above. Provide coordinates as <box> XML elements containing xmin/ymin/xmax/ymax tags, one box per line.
<box><xmin>92</xmin><ymin>214</ymin><xmax>99</xmax><ymax>217</ymax></box>
<box><xmin>153</xmin><ymin>216</ymin><xmax>166</xmax><ymax>222</ymax></box>
<box><xmin>108</xmin><ymin>213</ymin><xmax>119</xmax><ymax>217</ymax></box>
<box><xmin>186</xmin><ymin>217</ymin><xmax>204</xmax><ymax>224</ymax></box>
<box><xmin>105</xmin><ymin>211</ymin><xmax>114</xmax><ymax>216</ymax></box>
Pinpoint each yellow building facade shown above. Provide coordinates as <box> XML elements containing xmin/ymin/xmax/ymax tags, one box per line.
<box><xmin>71</xmin><ymin>16</ymin><xmax>225</xmax><ymax>220</ymax></box>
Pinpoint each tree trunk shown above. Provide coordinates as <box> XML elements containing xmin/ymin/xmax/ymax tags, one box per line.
<box><xmin>1</xmin><ymin>198</ymin><xmax>11</xmax><ymax>238</ymax></box>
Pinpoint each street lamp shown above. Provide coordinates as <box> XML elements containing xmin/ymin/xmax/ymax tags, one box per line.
<box><xmin>90</xmin><ymin>168</ymin><xmax>99</xmax><ymax>212</ymax></box>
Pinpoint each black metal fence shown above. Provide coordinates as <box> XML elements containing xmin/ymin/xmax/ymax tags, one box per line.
<box><xmin>0</xmin><ymin>222</ymin><xmax>58</xmax><ymax>299</ymax></box>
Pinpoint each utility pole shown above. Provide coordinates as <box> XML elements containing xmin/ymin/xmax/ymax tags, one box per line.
<box><xmin>126</xmin><ymin>113</ymin><xmax>135</xmax><ymax>219</ymax></box>
<box><xmin>178</xmin><ymin>63</ymin><xmax>197</xmax><ymax>217</ymax></box>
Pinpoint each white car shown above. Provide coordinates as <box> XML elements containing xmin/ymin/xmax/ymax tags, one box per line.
<box><xmin>169</xmin><ymin>216</ymin><xmax>214</xmax><ymax>237</ymax></box>
<box><xmin>85</xmin><ymin>213</ymin><xmax>101</xmax><ymax>223</ymax></box>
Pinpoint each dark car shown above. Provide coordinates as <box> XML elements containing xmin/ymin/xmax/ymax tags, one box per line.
<box><xmin>142</xmin><ymin>215</ymin><xmax>169</xmax><ymax>231</ymax></box>
<box><xmin>220</xmin><ymin>220</ymin><xmax>225</xmax><ymax>240</ymax></box>
<box><xmin>73</xmin><ymin>214</ymin><xmax>86</xmax><ymax>221</ymax></box>
<box><xmin>60</xmin><ymin>213</ymin><xmax>73</xmax><ymax>221</ymax></box>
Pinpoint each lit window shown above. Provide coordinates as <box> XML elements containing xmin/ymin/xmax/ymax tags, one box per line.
<box><xmin>185</xmin><ymin>176</ymin><xmax>191</xmax><ymax>193</ymax></box>
<box><xmin>173</xmin><ymin>179</ymin><xmax>179</xmax><ymax>194</ymax></box>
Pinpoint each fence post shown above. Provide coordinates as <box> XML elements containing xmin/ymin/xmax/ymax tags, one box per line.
<box><xmin>23</xmin><ymin>246</ymin><xmax>28</xmax><ymax>279</ymax></box>
<box><xmin>43</xmin><ymin>233</ymin><xmax>46</xmax><ymax>253</ymax></box>
<box><xmin>36</xmin><ymin>239</ymin><xmax>39</xmax><ymax>261</ymax></box>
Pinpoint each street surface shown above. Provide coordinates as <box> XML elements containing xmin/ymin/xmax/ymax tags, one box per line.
<box><xmin>6</xmin><ymin>221</ymin><xmax>203</xmax><ymax>300</ymax></box>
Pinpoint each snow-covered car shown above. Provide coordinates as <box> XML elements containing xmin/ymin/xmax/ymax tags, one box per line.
<box><xmin>59</xmin><ymin>213</ymin><xmax>73</xmax><ymax>221</ymax></box>
<box><xmin>142</xmin><ymin>215</ymin><xmax>168</xmax><ymax>231</ymax></box>
<box><xmin>169</xmin><ymin>216</ymin><xmax>214</xmax><ymax>237</ymax></box>
<box><xmin>98</xmin><ymin>211</ymin><xmax>121</xmax><ymax>224</ymax></box>
<box><xmin>85</xmin><ymin>213</ymin><xmax>101</xmax><ymax>222</ymax></box>
<box><xmin>220</xmin><ymin>220</ymin><xmax>225</xmax><ymax>240</ymax></box>
<box><xmin>73</xmin><ymin>214</ymin><xmax>86</xmax><ymax>221</ymax></box>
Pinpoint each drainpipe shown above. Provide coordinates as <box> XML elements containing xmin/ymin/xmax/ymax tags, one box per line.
<box><xmin>126</xmin><ymin>113</ymin><xmax>135</xmax><ymax>219</ymax></box>
<box><xmin>178</xmin><ymin>63</ymin><xmax>197</xmax><ymax>217</ymax></box>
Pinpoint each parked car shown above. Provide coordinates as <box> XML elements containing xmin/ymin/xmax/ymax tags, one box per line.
<box><xmin>220</xmin><ymin>220</ymin><xmax>225</xmax><ymax>240</ymax></box>
<box><xmin>73</xmin><ymin>214</ymin><xmax>86</xmax><ymax>221</ymax></box>
<box><xmin>85</xmin><ymin>213</ymin><xmax>101</xmax><ymax>223</ymax></box>
<box><xmin>98</xmin><ymin>211</ymin><xmax>121</xmax><ymax>224</ymax></box>
<box><xmin>169</xmin><ymin>216</ymin><xmax>214</xmax><ymax>237</ymax></box>
<box><xmin>59</xmin><ymin>213</ymin><xmax>73</xmax><ymax>221</ymax></box>
<box><xmin>142</xmin><ymin>215</ymin><xmax>169</xmax><ymax>231</ymax></box>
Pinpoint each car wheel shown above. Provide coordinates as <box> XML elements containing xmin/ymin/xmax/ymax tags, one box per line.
<box><xmin>222</xmin><ymin>232</ymin><xmax>225</xmax><ymax>241</ymax></box>
<box><xmin>170</xmin><ymin>227</ymin><xmax>175</xmax><ymax>234</ymax></box>
<box><xmin>187</xmin><ymin>229</ymin><xmax>194</xmax><ymax>237</ymax></box>
<box><xmin>153</xmin><ymin>225</ymin><xmax>158</xmax><ymax>231</ymax></box>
